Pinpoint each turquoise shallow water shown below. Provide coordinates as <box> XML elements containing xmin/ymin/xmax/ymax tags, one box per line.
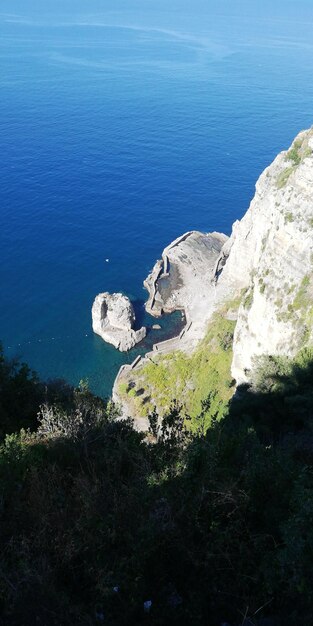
<box><xmin>1</xmin><ymin>0</ymin><xmax>313</xmax><ymax>396</ymax></box>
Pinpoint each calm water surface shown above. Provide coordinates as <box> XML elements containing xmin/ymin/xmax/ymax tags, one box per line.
<box><xmin>1</xmin><ymin>0</ymin><xmax>313</xmax><ymax>396</ymax></box>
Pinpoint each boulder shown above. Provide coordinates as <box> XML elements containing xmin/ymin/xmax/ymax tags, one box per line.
<box><xmin>92</xmin><ymin>292</ymin><xmax>146</xmax><ymax>351</ymax></box>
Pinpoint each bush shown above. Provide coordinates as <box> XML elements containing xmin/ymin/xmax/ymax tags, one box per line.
<box><xmin>0</xmin><ymin>349</ymin><xmax>313</xmax><ymax>624</ymax></box>
<box><xmin>0</xmin><ymin>343</ymin><xmax>42</xmax><ymax>437</ymax></box>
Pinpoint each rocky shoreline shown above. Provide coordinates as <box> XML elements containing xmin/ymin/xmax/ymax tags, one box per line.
<box><xmin>112</xmin><ymin>230</ymin><xmax>230</xmax><ymax>427</ymax></box>
<box><xmin>111</xmin><ymin>127</ymin><xmax>313</xmax><ymax>426</ymax></box>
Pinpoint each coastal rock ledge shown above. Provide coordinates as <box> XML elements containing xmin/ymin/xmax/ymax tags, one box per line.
<box><xmin>92</xmin><ymin>292</ymin><xmax>146</xmax><ymax>352</ymax></box>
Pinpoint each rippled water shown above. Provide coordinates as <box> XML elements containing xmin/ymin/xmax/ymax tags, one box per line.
<box><xmin>1</xmin><ymin>0</ymin><xmax>313</xmax><ymax>396</ymax></box>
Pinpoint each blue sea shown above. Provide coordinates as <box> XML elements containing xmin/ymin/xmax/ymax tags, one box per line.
<box><xmin>1</xmin><ymin>0</ymin><xmax>313</xmax><ymax>397</ymax></box>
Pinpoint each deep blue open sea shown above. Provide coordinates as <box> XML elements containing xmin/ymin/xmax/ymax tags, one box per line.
<box><xmin>1</xmin><ymin>0</ymin><xmax>313</xmax><ymax>396</ymax></box>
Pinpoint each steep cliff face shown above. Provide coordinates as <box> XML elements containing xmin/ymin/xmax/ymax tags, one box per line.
<box><xmin>216</xmin><ymin>128</ymin><xmax>313</xmax><ymax>382</ymax></box>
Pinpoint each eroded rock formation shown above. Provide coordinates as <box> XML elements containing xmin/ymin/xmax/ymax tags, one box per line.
<box><xmin>144</xmin><ymin>230</ymin><xmax>228</xmax><ymax>349</ymax></box>
<box><xmin>92</xmin><ymin>292</ymin><xmax>146</xmax><ymax>351</ymax></box>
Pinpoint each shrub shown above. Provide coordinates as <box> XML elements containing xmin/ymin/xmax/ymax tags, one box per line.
<box><xmin>243</xmin><ymin>287</ymin><xmax>254</xmax><ymax>309</ymax></box>
<box><xmin>276</xmin><ymin>166</ymin><xmax>294</xmax><ymax>188</ymax></box>
<box><xmin>286</xmin><ymin>140</ymin><xmax>302</xmax><ymax>165</ymax></box>
<box><xmin>1</xmin><ymin>350</ymin><xmax>313</xmax><ymax>623</ymax></box>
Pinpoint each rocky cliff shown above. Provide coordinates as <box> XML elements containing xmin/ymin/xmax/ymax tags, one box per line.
<box><xmin>215</xmin><ymin>127</ymin><xmax>313</xmax><ymax>382</ymax></box>
<box><xmin>142</xmin><ymin>127</ymin><xmax>313</xmax><ymax>383</ymax></box>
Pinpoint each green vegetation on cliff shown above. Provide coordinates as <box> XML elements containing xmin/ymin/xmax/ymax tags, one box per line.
<box><xmin>119</xmin><ymin>310</ymin><xmax>236</xmax><ymax>432</ymax></box>
<box><xmin>276</xmin><ymin>274</ymin><xmax>313</xmax><ymax>342</ymax></box>
<box><xmin>276</xmin><ymin>135</ymin><xmax>312</xmax><ymax>188</ymax></box>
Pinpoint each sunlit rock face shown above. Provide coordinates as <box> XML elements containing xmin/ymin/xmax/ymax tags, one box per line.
<box><xmin>215</xmin><ymin>128</ymin><xmax>313</xmax><ymax>382</ymax></box>
<box><xmin>92</xmin><ymin>292</ymin><xmax>146</xmax><ymax>351</ymax></box>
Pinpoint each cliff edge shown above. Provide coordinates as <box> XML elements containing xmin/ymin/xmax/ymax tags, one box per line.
<box><xmin>215</xmin><ymin>127</ymin><xmax>313</xmax><ymax>382</ymax></box>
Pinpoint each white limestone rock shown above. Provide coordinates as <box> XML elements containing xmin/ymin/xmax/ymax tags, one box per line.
<box><xmin>215</xmin><ymin>127</ymin><xmax>313</xmax><ymax>383</ymax></box>
<box><xmin>92</xmin><ymin>292</ymin><xmax>146</xmax><ymax>351</ymax></box>
<box><xmin>144</xmin><ymin>230</ymin><xmax>228</xmax><ymax>320</ymax></box>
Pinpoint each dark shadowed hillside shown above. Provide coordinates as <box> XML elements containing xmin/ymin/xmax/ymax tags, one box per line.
<box><xmin>0</xmin><ymin>345</ymin><xmax>313</xmax><ymax>625</ymax></box>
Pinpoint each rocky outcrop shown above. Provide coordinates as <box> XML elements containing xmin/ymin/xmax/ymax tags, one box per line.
<box><xmin>92</xmin><ymin>292</ymin><xmax>146</xmax><ymax>351</ymax></box>
<box><xmin>145</xmin><ymin>230</ymin><xmax>227</xmax><ymax>317</ymax></box>
<box><xmin>144</xmin><ymin>230</ymin><xmax>228</xmax><ymax>350</ymax></box>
